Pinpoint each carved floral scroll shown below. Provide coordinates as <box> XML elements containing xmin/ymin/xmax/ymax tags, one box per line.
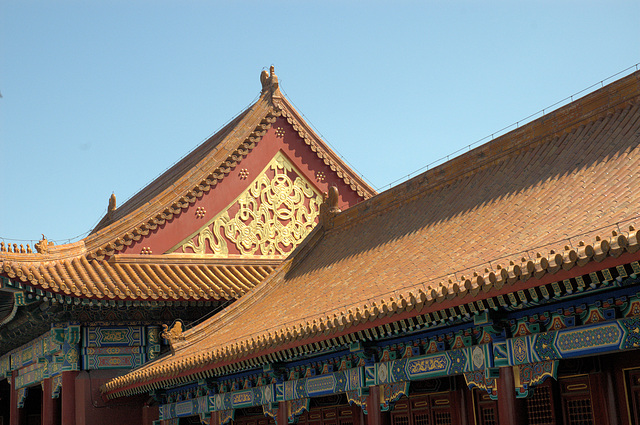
<box><xmin>177</xmin><ymin>152</ymin><xmax>322</xmax><ymax>256</ymax></box>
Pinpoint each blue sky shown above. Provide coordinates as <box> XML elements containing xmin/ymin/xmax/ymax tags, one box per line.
<box><xmin>1</xmin><ymin>1</ymin><xmax>639</xmax><ymax>245</ymax></box>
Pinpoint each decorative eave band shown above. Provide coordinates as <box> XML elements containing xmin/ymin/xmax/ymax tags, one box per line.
<box><xmin>101</xmin><ymin>224</ymin><xmax>640</xmax><ymax>397</ymax></box>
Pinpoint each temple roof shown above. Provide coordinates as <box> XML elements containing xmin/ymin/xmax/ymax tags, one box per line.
<box><xmin>0</xmin><ymin>67</ymin><xmax>375</xmax><ymax>302</ymax></box>
<box><xmin>103</xmin><ymin>71</ymin><xmax>640</xmax><ymax>396</ymax></box>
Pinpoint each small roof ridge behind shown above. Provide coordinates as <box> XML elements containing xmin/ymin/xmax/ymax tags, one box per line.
<box><xmin>90</xmin><ymin>106</ymin><xmax>255</xmax><ymax>234</ymax></box>
<box><xmin>329</xmin><ymin>70</ymin><xmax>640</xmax><ymax>233</ymax></box>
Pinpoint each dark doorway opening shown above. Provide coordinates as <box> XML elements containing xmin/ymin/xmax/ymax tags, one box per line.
<box><xmin>23</xmin><ymin>384</ymin><xmax>42</xmax><ymax>425</ymax></box>
<box><xmin>0</xmin><ymin>378</ymin><xmax>10</xmax><ymax>425</ymax></box>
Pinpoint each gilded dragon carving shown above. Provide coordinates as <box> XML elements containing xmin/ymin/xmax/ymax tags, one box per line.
<box><xmin>179</xmin><ymin>152</ymin><xmax>322</xmax><ymax>256</ymax></box>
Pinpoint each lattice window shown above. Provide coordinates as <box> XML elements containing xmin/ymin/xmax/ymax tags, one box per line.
<box><xmin>391</xmin><ymin>392</ymin><xmax>456</xmax><ymax>425</ymax></box>
<box><xmin>474</xmin><ymin>389</ymin><xmax>498</xmax><ymax>425</ymax></box>
<box><xmin>432</xmin><ymin>412</ymin><xmax>452</xmax><ymax>425</ymax></box>
<box><xmin>479</xmin><ymin>406</ymin><xmax>498</xmax><ymax>425</ymax></box>
<box><xmin>564</xmin><ymin>398</ymin><xmax>594</xmax><ymax>425</ymax></box>
<box><xmin>559</xmin><ymin>375</ymin><xmax>597</xmax><ymax>425</ymax></box>
<box><xmin>392</xmin><ymin>414</ymin><xmax>410</xmax><ymax>425</ymax></box>
<box><xmin>413</xmin><ymin>412</ymin><xmax>430</xmax><ymax>425</ymax></box>
<box><xmin>526</xmin><ymin>386</ymin><xmax>554</xmax><ymax>425</ymax></box>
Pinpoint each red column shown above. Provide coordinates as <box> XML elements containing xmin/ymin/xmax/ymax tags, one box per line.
<box><xmin>9</xmin><ymin>371</ymin><xmax>24</xmax><ymax>425</ymax></box>
<box><xmin>366</xmin><ymin>386</ymin><xmax>383</xmax><ymax>425</ymax></box>
<box><xmin>277</xmin><ymin>401</ymin><xmax>288</xmax><ymax>425</ymax></box>
<box><xmin>9</xmin><ymin>370</ymin><xmax>26</xmax><ymax>425</ymax></box>
<box><xmin>42</xmin><ymin>378</ymin><xmax>54</xmax><ymax>425</ymax></box>
<box><xmin>601</xmin><ymin>364</ymin><xmax>620</xmax><ymax>425</ymax></box>
<box><xmin>61</xmin><ymin>371</ymin><xmax>78</xmax><ymax>425</ymax></box>
<box><xmin>496</xmin><ymin>367</ymin><xmax>519</xmax><ymax>425</ymax></box>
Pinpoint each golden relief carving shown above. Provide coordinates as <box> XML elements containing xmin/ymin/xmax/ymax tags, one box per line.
<box><xmin>178</xmin><ymin>152</ymin><xmax>323</xmax><ymax>256</ymax></box>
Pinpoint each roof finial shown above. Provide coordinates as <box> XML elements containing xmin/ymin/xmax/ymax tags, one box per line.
<box><xmin>260</xmin><ymin>65</ymin><xmax>280</xmax><ymax>97</ymax></box>
<box><xmin>109</xmin><ymin>193</ymin><xmax>116</xmax><ymax>213</ymax></box>
<box><xmin>106</xmin><ymin>193</ymin><xmax>117</xmax><ymax>220</ymax></box>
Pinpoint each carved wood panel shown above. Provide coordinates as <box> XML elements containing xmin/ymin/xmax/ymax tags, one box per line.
<box><xmin>558</xmin><ymin>375</ymin><xmax>596</xmax><ymax>425</ymax></box>
<box><xmin>390</xmin><ymin>392</ymin><xmax>458</xmax><ymax>425</ymax></box>
<box><xmin>472</xmin><ymin>389</ymin><xmax>498</xmax><ymax>425</ymax></box>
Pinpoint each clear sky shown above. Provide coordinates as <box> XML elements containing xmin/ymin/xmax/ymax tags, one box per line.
<box><xmin>1</xmin><ymin>1</ymin><xmax>639</xmax><ymax>245</ymax></box>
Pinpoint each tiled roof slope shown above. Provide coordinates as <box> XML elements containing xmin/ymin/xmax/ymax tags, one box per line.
<box><xmin>103</xmin><ymin>71</ymin><xmax>640</xmax><ymax>396</ymax></box>
<box><xmin>0</xmin><ymin>67</ymin><xmax>375</xmax><ymax>301</ymax></box>
<box><xmin>1</xmin><ymin>249</ymin><xmax>276</xmax><ymax>300</ymax></box>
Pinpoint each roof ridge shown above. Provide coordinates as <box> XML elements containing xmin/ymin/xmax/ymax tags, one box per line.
<box><xmin>327</xmin><ymin>70</ymin><xmax>640</xmax><ymax>234</ymax></box>
<box><xmin>83</xmin><ymin>100</ymin><xmax>279</xmax><ymax>260</ymax></box>
<box><xmin>274</xmin><ymin>97</ymin><xmax>376</xmax><ymax>200</ymax></box>
<box><xmin>77</xmin><ymin>69</ymin><xmax>375</xmax><ymax>261</ymax></box>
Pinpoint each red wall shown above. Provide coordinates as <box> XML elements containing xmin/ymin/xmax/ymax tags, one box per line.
<box><xmin>121</xmin><ymin>116</ymin><xmax>366</xmax><ymax>256</ymax></box>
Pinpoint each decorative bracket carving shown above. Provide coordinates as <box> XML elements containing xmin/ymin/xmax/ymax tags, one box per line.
<box><xmin>350</xmin><ymin>341</ymin><xmax>377</xmax><ymax>365</ymax></box>
<box><xmin>263</xmin><ymin>363</ymin><xmax>286</xmax><ymax>382</ymax></box>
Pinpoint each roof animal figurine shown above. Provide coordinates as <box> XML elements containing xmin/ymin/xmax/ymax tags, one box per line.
<box><xmin>320</xmin><ymin>186</ymin><xmax>341</xmax><ymax>226</ymax></box>
<box><xmin>260</xmin><ymin>65</ymin><xmax>279</xmax><ymax>95</ymax></box>
<box><xmin>34</xmin><ymin>234</ymin><xmax>54</xmax><ymax>254</ymax></box>
<box><xmin>162</xmin><ymin>320</ymin><xmax>185</xmax><ymax>353</ymax></box>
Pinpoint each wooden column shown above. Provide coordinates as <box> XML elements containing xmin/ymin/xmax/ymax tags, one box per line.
<box><xmin>42</xmin><ymin>378</ymin><xmax>54</xmax><ymax>425</ymax></box>
<box><xmin>278</xmin><ymin>401</ymin><xmax>288</xmax><ymax>425</ymax></box>
<box><xmin>52</xmin><ymin>394</ymin><xmax>61</xmax><ymax>425</ymax></box>
<box><xmin>457</xmin><ymin>384</ymin><xmax>469</xmax><ymax>425</ymax></box>
<box><xmin>496</xmin><ymin>367</ymin><xmax>518</xmax><ymax>425</ymax></box>
<box><xmin>366</xmin><ymin>386</ymin><xmax>383</xmax><ymax>425</ymax></box>
<box><xmin>602</xmin><ymin>362</ymin><xmax>620</xmax><ymax>425</ymax></box>
<box><xmin>61</xmin><ymin>371</ymin><xmax>78</xmax><ymax>425</ymax></box>
<box><xmin>9</xmin><ymin>371</ymin><xmax>23</xmax><ymax>425</ymax></box>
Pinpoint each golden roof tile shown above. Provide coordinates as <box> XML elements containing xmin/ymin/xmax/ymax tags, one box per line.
<box><xmin>103</xmin><ymin>71</ymin><xmax>640</xmax><ymax>397</ymax></box>
<box><xmin>1</xmin><ymin>253</ymin><xmax>278</xmax><ymax>301</ymax></box>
